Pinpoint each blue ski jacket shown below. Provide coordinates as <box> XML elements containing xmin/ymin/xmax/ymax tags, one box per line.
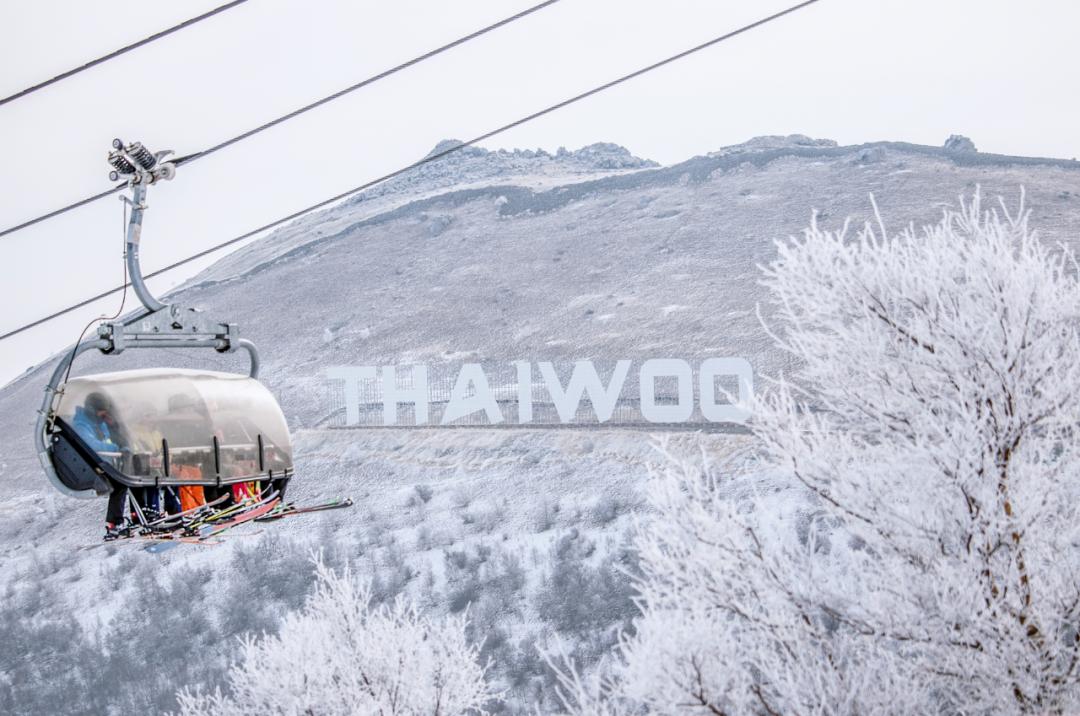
<box><xmin>71</xmin><ymin>406</ymin><xmax>119</xmax><ymax>454</ymax></box>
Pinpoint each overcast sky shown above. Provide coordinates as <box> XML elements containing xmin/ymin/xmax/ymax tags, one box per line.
<box><xmin>1</xmin><ymin>0</ymin><xmax>1078</xmax><ymax>386</ymax></box>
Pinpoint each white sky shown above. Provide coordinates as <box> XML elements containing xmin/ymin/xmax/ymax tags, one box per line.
<box><xmin>1</xmin><ymin>0</ymin><xmax>1078</xmax><ymax>387</ymax></box>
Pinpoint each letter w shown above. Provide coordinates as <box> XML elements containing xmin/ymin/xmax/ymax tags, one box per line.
<box><xmin>538</xmin><ymin>361</ymin><xmax>630</xmax><ymax>423</ymax></box>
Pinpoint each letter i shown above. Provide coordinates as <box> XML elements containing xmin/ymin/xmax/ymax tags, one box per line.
<box><xmin>515</xmin><ymin>361</ymin><xmax>533</xmax><ymax>424</ymax></box>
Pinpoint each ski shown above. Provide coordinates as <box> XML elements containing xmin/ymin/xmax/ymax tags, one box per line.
<box><xmin>140</xmin><ymin>493</ymin><xmax>231</xmax><ymax>532</ymax></box>
<box><xmin>140</xmin><ymin>528</ymin><xmax>267</xmax><ymax>553</ymax></box>
<box><xmin>82</xmin><ymin>525</ymin><xmax>226</xmax><ymax>552</ymax></box>
<box><xmin>193</xmin><ymin>493</ymin><xmax>281</xmax><ymax>541</ymax></box>
<box><xmin>140</xmin><ymin>495</ymin><xmax>279</xmax><ymax>554</ymax></box>
<box><xmin>142</xmin><ymin>535</ymin><xmax>226</xmax><ymax>546</ymax></box>
<box><xmin>183</xmin><ymin>483</ymin><xmax>275</xmax><ymax>530</ymax></box>
<box><xmin>79</xmin><ymin>530</ymin><xmax>140</xmax><ymax>551</ymax></box>
<box><xmin>255</xmin><ymin>497</ymin><xmax>354</xmax><ymax>522</ymax></box>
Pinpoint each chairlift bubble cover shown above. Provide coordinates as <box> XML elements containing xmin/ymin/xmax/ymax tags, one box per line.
<box><xmin>51</xmin><ymin>368</ymin><xmax>292</xmax><ymax>489</ymax></box>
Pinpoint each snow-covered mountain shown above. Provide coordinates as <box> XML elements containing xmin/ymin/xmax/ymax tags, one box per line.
<box><xmin>1</xmin><ymin>135</ymin><xmax>1079</xmax><ymax>713</ymax></box>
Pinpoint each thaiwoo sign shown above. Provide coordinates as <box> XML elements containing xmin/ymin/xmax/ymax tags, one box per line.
<box><xmin>326</xmin><ymin>358</ymin><xmax>753</xmax><ymax>427</ymax></box>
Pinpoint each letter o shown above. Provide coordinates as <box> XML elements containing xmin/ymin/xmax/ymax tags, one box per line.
<box><xmin>699</xmin><ymin>357</ymin><xmax>753</xmax><ymax>424</ymax></box>
<box><xmin>639</xmin><ymin>359</ymin><xmax>693</xmax><ymax>423</ymax></box>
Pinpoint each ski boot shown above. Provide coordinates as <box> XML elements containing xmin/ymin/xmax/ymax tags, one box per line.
<box><xmin>142</xmin><ymin>507</ymin><xmax>165</xmax><ymax>524</ymax></box>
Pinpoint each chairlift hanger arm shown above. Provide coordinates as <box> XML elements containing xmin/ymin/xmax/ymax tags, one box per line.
<box><xmin>101</xmin><ymin>138</ymin><xmax>260</xmax><ymax>377</ymax></box>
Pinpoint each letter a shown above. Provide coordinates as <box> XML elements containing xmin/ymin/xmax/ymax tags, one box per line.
<box><xmin>442</xmin><ymin>364</ymin><xmax>503</xmax><ymax>424</ymax></box>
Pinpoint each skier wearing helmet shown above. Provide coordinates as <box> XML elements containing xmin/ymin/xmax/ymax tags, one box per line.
<box><xmin>72</xmin><ymin>392</ymin><xmax>131</xmax><ymax>540</ymax></box>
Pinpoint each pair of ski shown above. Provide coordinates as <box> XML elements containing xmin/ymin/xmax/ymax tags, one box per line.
<box><xmin>82</xmin><ymin>491</ymin><xmax>276</xmax><ymax>551</ymax></box>
<box><xmin>141</xmin><ymin>482</ymin><xmax>280</xmax><ymax>536</ymax></box>
<box><xmin>255</xmin><ymin>496</ymin><xmax>354</xmax><ymax>522</ymax></box>
<box><xmin>140</xmin><ymin>496</ymin><xmax>354</xmax><ymax>551</ymax></box>
<box><xmin>140</xmin><ymin>491</ymin><xmax>281</xmax><ymax>553</ymax></box>
<box><xmin>140</xmin><ymin>496</ymin><xmax>354</xmax><ymax>553</ymax></box>
<box><xmin>83</xmin><ymin>495</ymin><xmax>354</xmax><ymax>551</ymax></box>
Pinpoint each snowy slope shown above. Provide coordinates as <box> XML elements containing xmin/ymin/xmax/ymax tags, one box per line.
<box><xmin>1</xmin><ymin>135</ymin><xmax>1079</xmax><ymax>713</ymax></box>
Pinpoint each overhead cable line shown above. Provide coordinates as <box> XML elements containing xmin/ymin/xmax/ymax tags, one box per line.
<box><xmin>0</xmin><ymin>0</ymin><xmax>562</xmax><ymax>241</ymax></box>
<box><xmin>0</xmin><ymin>185</ymin><xmax>128</xmax><ymax>237</ymax></box>
<box><xmin>175</xmin><ymin>0</ymin><xmax>562</xmax><ymax>167</ymax></box>
<box><xmin>0</xmin><ymin>0</ymin><xmax>822</xmax><ymax>343</ymax></box>
<box><xmin>0</xmin><ymin>0</ymin><xmax>250</xmax><ymax>107</ymax></box>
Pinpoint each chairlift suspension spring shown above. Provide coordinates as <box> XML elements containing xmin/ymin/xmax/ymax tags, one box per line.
<box><xmin>126</xmin><ymin>142</ymin><xmax>157</xmax><ymax>170</ymax></box>
<box><xmin>107</xmin><ymin>152</ymin><xmax>136</xmax><ymax>175</ymax></box>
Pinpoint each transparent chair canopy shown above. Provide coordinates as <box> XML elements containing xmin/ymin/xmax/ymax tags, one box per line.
<box><xmin>54</xmin><ymin>368</ymin><xmax>293</xmax><ymax>487</ymax></box>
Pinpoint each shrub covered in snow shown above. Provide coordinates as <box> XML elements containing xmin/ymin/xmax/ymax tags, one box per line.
<box><xmin>562</xmin><ymin>192</ymin><xmax>1080</xmax><ymax>714</ymax></box>
<box><xmin>176</xmin><ymin>557</ymin><xmax>496</xmax><ymax>716</ymax></box>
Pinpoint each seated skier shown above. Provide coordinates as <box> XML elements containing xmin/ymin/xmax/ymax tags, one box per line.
<box><xmin>125</xmin><ymin>401</ymin><xmax>168</xmax><ymax>521</ymax></box>
<box><xmin>166</xmin><ymin>392</ymin><xmax>209</xmax><ymax>512</ymax></box>
<box><xmin>72</xmin><ymin>392</ymin><xmax>130</xmax><ymax>540</ymax></box>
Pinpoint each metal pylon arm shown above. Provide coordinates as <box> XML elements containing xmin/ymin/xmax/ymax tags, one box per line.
<box><xmin>102</xmin><ymin>138</ymin><xmax>259</xmax><ymax>377</ymax></box>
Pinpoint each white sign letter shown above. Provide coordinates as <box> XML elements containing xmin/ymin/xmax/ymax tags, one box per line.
<box><xmin>539</xmin><ymin>360</ymin><xmax>630</xmax><ymax>423</ymax></box>
<box><xmin>639</xmin><ymin>359</ymin><xmax>693</xmax><ymax>423</ymax></box>
<box><xmin>442</xmin><ymin>363</ymin><xmax>503</xmax><ymax>424</ymax></box>
<box><xmin>382</xmin><ymin>365</ymin><xmax>429</xmax><ymax>425</ymax></box>
<box><xmin>514</xmin><ymin>361</ymin><xmax>533</xmax><ymax>424</ymax></box>
<box><xmin>699</xmin><ymin>357</ymin><xmax>754</xmax><ymax>424</ymax></box>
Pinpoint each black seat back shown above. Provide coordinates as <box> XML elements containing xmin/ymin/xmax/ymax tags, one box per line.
<box><xmin>49</xmin><ymin>418</ymin><xmax>126</xmax><ymax>494</ymax></box>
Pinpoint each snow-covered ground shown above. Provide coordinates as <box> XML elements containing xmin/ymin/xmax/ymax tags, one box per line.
<box><xmin>1</xmin><ymin>135</ymin><xmax>1079</xmax><ymax>713</ymax></box>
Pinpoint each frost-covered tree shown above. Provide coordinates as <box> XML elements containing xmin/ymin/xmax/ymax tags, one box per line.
<box><xmin>176</xmin><ymin>558</ymin><xmax>496</xmax><ymax>715</ymax></box>
<box><xmin>564</xmin><ymin>192</ymin><xmax>1080</xmax><ymax>714</ymax></box>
